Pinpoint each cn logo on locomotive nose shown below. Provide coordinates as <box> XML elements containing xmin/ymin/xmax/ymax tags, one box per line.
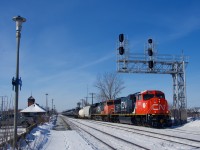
<box><xmin>152</xmin><ymin>104</ymin><xmax>165</xmax><ymax>110</ymax></box>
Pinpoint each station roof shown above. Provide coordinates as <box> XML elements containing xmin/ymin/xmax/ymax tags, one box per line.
<box><xmin>20</xmin><ymin>103</ymin><xmax>46</xmax><ymax>113</ymax></box>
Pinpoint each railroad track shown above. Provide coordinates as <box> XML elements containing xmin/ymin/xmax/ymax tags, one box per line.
<box><xmin>63</xmin><ymin>116</ymin><xmax>149</xmax><ymax>150</ymax></box>
<box><xmin>165</xmin><ymin>128</ymin><xmax>200</xmax><ymax>136</ymax></box>
<box><xmin>61</xmin><ymin>116</ymin><xmax>110</xmax><ymax>149</ymax></box>
<box><xmin>67</xmin><ymin>121</ymin><xmax>117</xmax><ymax>150</ymax></box>
<box><xmin>92</xmin><ymin>121</ymin><xmax>200</xmax><ymax>148</ymax></box>
<box><xmin>85</xmin><ymin>119</ymin><xmax>200</xmax><ymax>141</ymax></box>
<box><xmin>60</xmin><ymin>116</ymin><xmax>116</xmax><ymax>150</ymax></box>
<box><xmin>67</xmin><ymin>118</ymin><xmax>200</xmax><ymax>149</ymax></box>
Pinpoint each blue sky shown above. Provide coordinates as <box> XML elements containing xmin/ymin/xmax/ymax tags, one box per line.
<box><xmin>0</xmin><ymin>0</ymin><xmax>200</xmax><ymax>112</ymax></box>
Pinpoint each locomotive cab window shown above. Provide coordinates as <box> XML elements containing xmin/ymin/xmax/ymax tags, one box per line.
<box><xmin>137</xmin><ymin>94</ymin><xmax>142</xmax><ymax>100</ymax></box>
<box><xmin>114</xmin><ymin>100</ymin><xmax>121</xmax><ymax>104</ymax></box>
<box><xmin>143</xmin><ymin>94</ymin><xmax>154</xmax><ymax>100</ymax></box>
<box><xmin>130</xmin><ymin>94</ymin><xmax>136</xmax><ymax>102</ymax></box>
<box><xmin>107</xmin><ymin>101</ymin><xmax>113</xmax><ymax>106</ymax></box>
<box><xmin>155</xmin><ymin>93</ymin><xmax>165</xmax><ymax>99</ymax></box>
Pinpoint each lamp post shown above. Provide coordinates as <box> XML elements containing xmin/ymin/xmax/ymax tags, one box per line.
<box><xmin>12</xmin><ymin>15</ymin><xmax>26</xmax><ymax>148</ymax></box>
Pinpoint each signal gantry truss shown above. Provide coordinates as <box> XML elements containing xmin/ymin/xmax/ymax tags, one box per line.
<box><xmin>116</xmin><ymin>34</ymin><xmax>189</xmax><ymax>123</ymax></box>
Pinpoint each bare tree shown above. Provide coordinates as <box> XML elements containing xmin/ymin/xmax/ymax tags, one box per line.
<box><xmin>94</xmin><ymin>72</ymin><xmax>125</xmax><ymax>100</ymax></box>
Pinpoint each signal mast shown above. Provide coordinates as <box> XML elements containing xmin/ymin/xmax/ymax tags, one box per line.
<box><xmin>116</xmin><ymin>34</ymin><xmax>189</xmax><ymax>124</ymax></box>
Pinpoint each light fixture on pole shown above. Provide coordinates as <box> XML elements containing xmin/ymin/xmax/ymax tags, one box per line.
<box><xmin>12</xmin><ymin>15</ymin><xmax>26</xmax><ymax>148</ymax></box>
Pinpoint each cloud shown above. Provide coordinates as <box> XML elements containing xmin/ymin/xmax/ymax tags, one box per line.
<box><xmin>168</xmin><ymin>16</ymin><xmax>200</xmax><ymax>40</ymax></box>
<box><xmin>25</xmin><ymin>52</ymin><xmax>114</xmax><ymax>86</ymax></box>
<box><xmin>77</xmin><ymin>53</ymin><xmax>114</xmax><ymax>70</ymax></box>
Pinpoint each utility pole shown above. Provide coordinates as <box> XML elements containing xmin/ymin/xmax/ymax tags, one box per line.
<box><xmin>85</xmin><ymin>97</ymin><xmax>88</xmax><ymax>106</ymax></box>
<box><xmin>81</xmin><ymin>99</ymin><xmax>85</xmax><ymax>108</ymax></box>
<box><xmin>52</xmin><ymin>99</ymin><xmax>53</xmax><ymax>115</ymax></box>
<box><xmin>12</xmin><ymin>15</ymin><xmax>26</xmax><ymax>148</ymax></box>
<box><xmin>46</xmin><ymin>93</ymin><xmax>48</xmax><ymax>115</ymax></box>
<box><xmin>0</xmin><ymin>96</ymin><xmax>5</xmax><ymax>118</ymax></box>
<box><xmin>54</xmin><ymin>105</ymin><xmax>56</xmax><ymax>114</ymax></box>
<box><xmin>1</xmin><ymin>97</ymin><xmax>3</xmax><ymax>113</ymax></box>
<box><xmin>89</xmin><ymin>93</ymin><xmax>95</xmax><ymax>105</ymax></box>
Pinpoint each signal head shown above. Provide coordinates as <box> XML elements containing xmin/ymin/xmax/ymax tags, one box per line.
<box><xmin>119</xmin><ymin>46</ymin><xmax>124</xmax><ymax>55</ymax></box>
<box><xmin>148</xmin><ymin>60</ymin><xmax>154</xmax><ymax>69</ymax></box>
<box><xmin>148</xmin><ymin>48</ymin><xmax>153</xmax><ymax>56</ymax></box>
<box><xmin>148</xmin><ymin>38</ymin><xmax>153</xmax><ymax>44</ymax></box>
<box><xmin>119</xmin><ymin>34</ymin><xmax>124</xmax><ymax>42</ymax></box>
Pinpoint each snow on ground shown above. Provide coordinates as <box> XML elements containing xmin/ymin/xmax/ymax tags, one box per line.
<box><xmin>19</xmin><ymin>121</ymin><xmax>53</xmax><ymax>150</ymax></box>
<box><xmin>15</xmin><ymin>116</ymin><xmax>200</xmax><ymax>150</ymax></box>
<box><xmin>42</xmin><ymin>130</ymin><xmax>93</xmax><ymax>150</ymax></box>
<box><xmin>18</xmin><ymin>115</ymin><xmax>93</xmax><ymax>150</ymax></box>
<box><xmin>182</xmin><ymin>119</ymin><xmax>200</xmax><ymax>128</ymax></box>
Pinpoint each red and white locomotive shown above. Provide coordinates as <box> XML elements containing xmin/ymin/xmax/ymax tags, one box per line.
<box><xmin>79</xmin><ymin>90</ymin><xmax>172</xmax><ymax>127</ymax></box>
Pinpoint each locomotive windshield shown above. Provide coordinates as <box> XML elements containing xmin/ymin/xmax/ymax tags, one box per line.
<box><xmin>114</xmin><ymin>100</ymin><xmax>121</xmax><ymax>104</ymax></box>
<box><xmin>155</xmin><ymin>93</ymin><xmax>165</xmax><ymax>99</ymax></box>
<box><xmin>129</xmin><ymin>94</ymin><xmax>136</xmax><ymax>102</ymax></box>
<box><xmin>143</xmin><ymin>94</ymin><xmax>154</xmax><ymax>100</ymax></box>
<box><xmin>143</xmin><ymin>93</ymin><xmax>165</xmax><ymax>100</ymax></box>
<box><xmin>107</xmin><ymin>101</ymin><xmax>113</xmax><ymax>105</ymax></box>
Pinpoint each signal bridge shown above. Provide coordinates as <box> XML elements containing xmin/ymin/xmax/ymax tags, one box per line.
<box><xmin>116</xmin><ymin>34</ymin><xmax>189</xmax><ymax>124</ymax></box>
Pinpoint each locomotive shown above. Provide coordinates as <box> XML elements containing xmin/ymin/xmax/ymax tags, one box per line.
<box><xmin>78</xmin><ymin>90</ymin><xmax>172</xmax><ymax>127</ymax></box>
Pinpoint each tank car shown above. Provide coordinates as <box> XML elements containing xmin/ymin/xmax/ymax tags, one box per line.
<box><xmin>78</xmin><ymin>109</ymin><xmax>84</xmax><ymax>118</ymax></box>
<box><xmin>78</xmin><ymin>106</ymin><xmax>91</xmax><ymax>119</ymax></box>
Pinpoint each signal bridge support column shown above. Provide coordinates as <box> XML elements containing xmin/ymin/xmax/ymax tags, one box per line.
<box><xmin>172</xmin><ymin>61</ymin><xmax>187</xmax><ymax>124</ymax></box>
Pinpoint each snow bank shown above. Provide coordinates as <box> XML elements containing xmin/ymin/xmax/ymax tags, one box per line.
<box><xmin>183</xmin><ymin>119</ymin><xmax>200</xmax><ymax>128</ymax></box>
<box><xmin>177</xmin><ymin>118</ymin><xmax>200</xmax><ymax>132</ymax></box>
<box><xmin>18</xmin><ymin>115</ymin><xmax>57</xmax><ymax>150</ymax></box>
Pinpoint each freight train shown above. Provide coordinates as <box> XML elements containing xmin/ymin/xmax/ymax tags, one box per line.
<box><xmin>78</xmin><ymin>90</ymin><xmax>172</xmax><ymax>127</ymax></box>
<box><xmin>62</xmin><ymin>107</ymin><xmax>80</xmax><ymax>118</ymax></box>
